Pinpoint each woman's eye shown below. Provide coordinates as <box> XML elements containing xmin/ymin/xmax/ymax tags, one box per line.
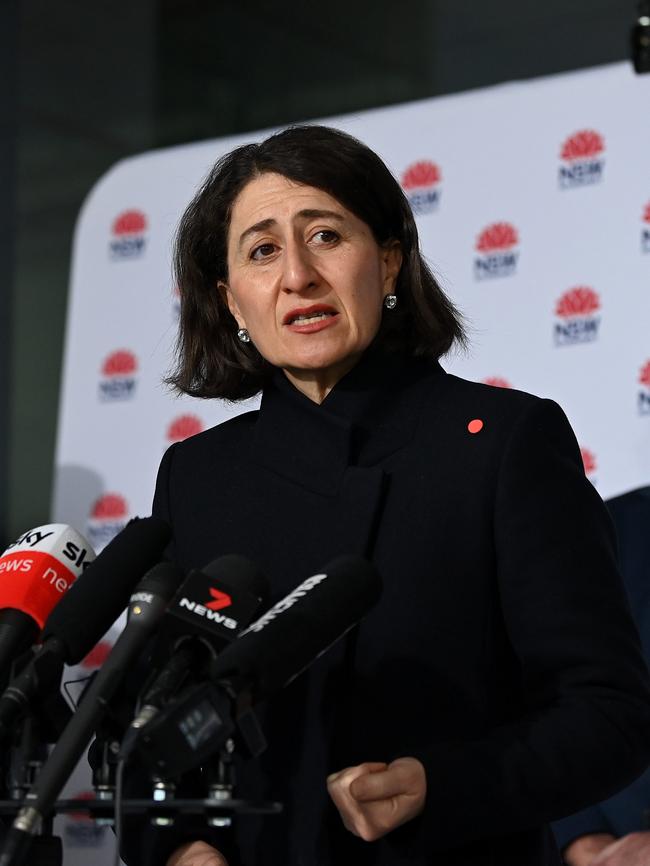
<box><xmin>250</xmin><ymin>243</ymin><xmax>276</xmax><ymax>260</ymax></box>
<box><xmin>312</xmin><ymin>229</ymin><xmax>339</xmax><ymax>244</ymax></box>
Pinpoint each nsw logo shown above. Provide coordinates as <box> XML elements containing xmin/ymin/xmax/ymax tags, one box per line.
<box><xmin>401</xmin><ymin>161</ymin><xmax>442</xmax><ymax>215</ymax></box>
<box><xmin>167</xmin><ymin>414</ymin><xmax>204</xmax><ymax>443</ymax></box>
<box><xmin>99</xmin><ymin>350</ymin><xmax>138</xmax><ymax>401</ymax></box>
<box><xmin>172</xmin><ymin>284</ymin><xmax>182</xmax><ymax>320</ymax></box>
<box><xmin>86</xmin><ymin>493</ymin><xmax>129</xmax><ymax>551</ymax></box>
<box><xmin>63</xmin><ymin>791</ymin><xmax>106</xmax><ymax>848</ymax></box>
<box><xmin>638</xmin><ymin>361</ymin><xmax>650</xmax><ymax>415</ymax></box>
<box><xmin>553</xmin><ymin>286</ymin><xmax>601</xmax><ymax>346</ymax></box>
<box><xmin>474</xmin><ymin>222</ymin><xmax>519</xmax><ymax>280</ymax></box>
<box><xmin>109</xmin><ymin>209</ymin><xmax>148</xmax><ymax>260</ymax></box>
<box><xmin>580</xmin><ymin>446</ymin><xmax>597</xmax><ymax>487</ymax></box>
<box><xmin>558</xmin><ymin>130</ymin><xmax>605</xmax><ymax>189</ymax></box>
<box><xmin>642</xmin><ymin>202</ymin><xmax>650</xmax><ymax>254</ymax></box>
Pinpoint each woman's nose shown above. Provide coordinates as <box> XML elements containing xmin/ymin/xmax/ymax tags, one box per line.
<box><xmin>281</xmin><ymin>242</ymin><xmax>318</xmax><ymax>293</ymax></box>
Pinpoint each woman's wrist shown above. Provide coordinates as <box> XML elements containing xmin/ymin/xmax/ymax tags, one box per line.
<box><xmin>563</xmin><ymin>833</ymin><xmax>617</xmax><ymax>866</ymax></box>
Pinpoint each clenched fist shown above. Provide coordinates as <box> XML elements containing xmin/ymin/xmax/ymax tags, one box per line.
<box><xmin>166</xmin><ymin>840</ymin><xmax>229</xmax><ymax>866</ymax></box>
<box><xmin>327</xmin><ymin>756</ymin><xmax>427</xmax><ymax>842</ymax></box>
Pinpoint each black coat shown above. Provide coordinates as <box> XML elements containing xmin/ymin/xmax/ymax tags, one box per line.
<box><xmin>145</xmin><ymin>350</ymin><xmax>650</xmax><ymax>866</ymax></box>
<box><xmin>553</xmin><ymin>486</ymin><xmax>650</xmax><ymax>852</ymax></box>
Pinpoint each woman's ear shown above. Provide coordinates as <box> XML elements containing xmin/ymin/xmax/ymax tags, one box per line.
<box><xmin>218</xmin><ymin>281</ymin><xmax>245</xmax><ymax>329</ymax></box>
<box><xmin>382</xmin><ymin>241</ymin><xmax>403</xmax><ymax>296</ymax></box>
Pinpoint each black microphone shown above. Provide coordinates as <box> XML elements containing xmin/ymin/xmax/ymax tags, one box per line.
<box><xmin>134</xmin><ymin>555</ymin><xmax>381</xmax><ymax>779</ymax></box>
<box><xmin>0</xmin><ymin>516</ymin><xmax>170</xmax><ymax>742</ymax></box>
<box><xmin>120</xmin><ymin>554</ymin><xmax>268</xmax><ymax>757</ymax></box>
<box><xmin>0</xmin><ymin>561</ymin><xmax>183</xmax><ymax>866</ymax></box>
<box><xmin>0</xmin><ymin>524</ymin><xmax>95</xmax><ymax>684</ymax></box>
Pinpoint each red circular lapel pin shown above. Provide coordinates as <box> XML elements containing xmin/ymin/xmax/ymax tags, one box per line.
<box><xmin>467</xmin><ymin>419</ymin><xmax>484</xmax><ymax>434</ymax></box>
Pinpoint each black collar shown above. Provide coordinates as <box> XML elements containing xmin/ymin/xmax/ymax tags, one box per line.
<box><xmin>251</xmin><ymin>350</ymin><xmax>444</xmax><ymax>496</ymax></box>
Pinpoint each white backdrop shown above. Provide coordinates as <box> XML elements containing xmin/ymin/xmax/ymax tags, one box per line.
<box><xmin>51</xmin><ymin>61</ymin><xmax>650</xmax><ymax>862</ymax></box>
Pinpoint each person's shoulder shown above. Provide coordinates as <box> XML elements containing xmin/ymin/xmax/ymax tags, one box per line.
<box><xmin>416</xmin><ymin>367</ymin><xmax>578</xmax><ymax>452</ymax></box>
<box><xmin>167</xmin><ymin>407</ymin><xmax>259</xmax><ymax>462</ymax></box>
<box><xmin>431</xmin><ymin>367</ymin><xmax>545</xmax><ymax>421</ymax></box>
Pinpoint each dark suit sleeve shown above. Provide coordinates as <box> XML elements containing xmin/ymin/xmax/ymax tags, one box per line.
<box><xmin>552</xmin><ymin>804</ymin><xmax>614</xmax><ymax>855</ymax></box>
<box><xmin>412</xmin><ymin>398</ymin><xmax>650</xmax><ymax>849</ymax></box>
<box><xmin>152</xmin><ymin>442</ymin><xmax>178</xmax><ymax>562</ymax></box>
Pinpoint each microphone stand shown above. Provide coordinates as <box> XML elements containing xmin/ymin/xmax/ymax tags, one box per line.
<box><xmin>1</xmin><ymin>693</ymin><xmax>72</xmax><ymax>866</ymax></box>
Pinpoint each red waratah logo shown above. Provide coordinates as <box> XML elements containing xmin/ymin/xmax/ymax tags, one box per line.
<box><xmin>402</xmin><ymin>161</ymin><xmax>441</xmax><ymax>189</ymax></box>
<box><xmin>559</xmin><ymin>130</ymin><xmax>605</xmax><ymax>188</ymax></box>
<box><xmin>102</xmin><ymin>350</ymin><xmax>137</xmax><ymax>377</ymax></box>
<box><xmin>560</xmin><ymin>130</ymin><xmax>605</xmax><ymax>161</ymax></box>
<box><xmin>87</xmin><ymin>494</ymin><xmax>129</xmax><ymax>551</ymax></box>
<box><xmin>91</xmin><ymin>493</ymin><xmax>128</xmax><ymax>520</ymax></box>
<box><xmin>99</xmin><ymin>350</ymin><xmax>138</xmax><ymax>401</ymax></box>
<box><xmin>580</xmin><ymin>447</ymin><xmax>597</xmax><ymax>477</ymax></box>
<box><xmin>640</xmin><ymin>361</ymin><xmax>650</xmax><ymax>387</ymax></box>
<box><xmin>112</xmin><ymin>210</ymin><xmax>147</xmax><ymax>236</ymax></box>
<box><xmin>554</xmin><ymin>286</ymin><xmax>601</xmax><ymax>346</ymax></box>
<box><xmin>401</xmin><ymin>160</ymin><xmax>442</xmax><ymax>215</ymax></box>
<box><xmin>483</xmin><ymin>377</ymin><xmax>512</xmax><ymax>389</ymax></box>
<box><xmin>476</xmin><ymin>222</ymin><xmax>519</xmax><ymax>252</ymax></box>
<box><xmin>109</xmin><ymin>209</ymin><xmax>148</xmax><ymax>260</ymax></box>
<box><xmin>167</xmin><ymin>414</ymin><xmax>204</xmax><ymax>443</ymax></box>
<box><xmin>642</xmin><ymin>203</ymin><xmax>650</xmax><ymax>254</ymax></box>
<box><xmin>64</xmin><ymin>791</ymin><xmax>105</xmax><ymax>844</ymax></box>
<box><xmin>555</xmin><ymin>286</ymin><xmax>601</xmax><ymax>318</ymax></box>
<box><xmin>474</xmin><ymin>222</ymin><xmax>520</xmax><ymax>279</ymax></box>
<box><xmin>638</xmin><ymin>361</ymin><xmax>650</xmax><ymax>415</ymax></box>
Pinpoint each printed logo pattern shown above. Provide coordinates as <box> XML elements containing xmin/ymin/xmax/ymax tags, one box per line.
<box><xmin>99</xmin><ymin>350</ymin><xmax>138</xmax><ymax>401</ymax></box>
<box><xmin>474</xmin><ymin>222</ymin><xmax>519</xmax><ymax>279</ymax></box>
<box><xmin>554</xmin><ymin>287</ymin><xmax>601</xmax><ymax>346</ymax></box>
<box><xmin>109</xmin><ymin>209</ymin><xmax>148</xmax><ymax>260</ymax></box>
<box><xmin>559</xmin><ymin>130</ymin><xmax>605</xmax><ymax>189</ymax></box>
<box><xmin>401</xmin><ymin>161</ymin><xmax>442</xmax><ymax>215</ymax></box>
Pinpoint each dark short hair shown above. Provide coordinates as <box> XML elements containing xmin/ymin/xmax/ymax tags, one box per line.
<box><xmin>170</xmin><ymin>124</ymin><xmax>465</xmax><ymax>400</ymax></box>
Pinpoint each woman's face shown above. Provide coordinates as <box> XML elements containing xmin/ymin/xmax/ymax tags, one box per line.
<box><xmin>222</xmin><ymin>172</ymin><xmax>401</xmax><ymax>401</ymax></box>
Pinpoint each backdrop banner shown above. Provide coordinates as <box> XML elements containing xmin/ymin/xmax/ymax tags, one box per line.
<box><xmin>52</xmin><ymin>60</ymin><xmax>650</xmax><ymax>864</ymax></box>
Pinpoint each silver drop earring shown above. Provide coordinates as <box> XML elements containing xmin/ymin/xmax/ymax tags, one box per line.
<box><xmin>383</xmin><ymin>294</ymin><xmax>397</xmax><ymax>310</ymax></box>
<box><xmin>237</xmin><ymin>328</ymin><xmax>251</xmax><ymax>343</ymax></box>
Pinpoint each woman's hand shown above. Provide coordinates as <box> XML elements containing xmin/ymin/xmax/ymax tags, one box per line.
<box><xmin>327</xmin><ymin>757</ymin><xmax>426</xmax><ymax>842</ymax></box>
<box><xmin>166</xmin><ymin>840</ymin><xmax>229</xmax><ymax>866</ymax></box>
<box><xmin>563</xmin><ymin>833</ymin><xmax>617</xmax><ymax>866</ymax></box>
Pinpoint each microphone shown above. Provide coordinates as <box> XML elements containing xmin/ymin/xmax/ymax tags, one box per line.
<box><xmin>134</xmin><ymin>555</ymin><xmax>381</xmax><ymax>779</ymax></box>
<box><xmin>0</xmin><ymin>516</ymin><xmax>171</xmax><ymax>741</ymax></box>
<box><xmin>120</xmin><ymin>554</ymin><xmax>268</xmax><ymax>757</ymax></box>
<box><xmin>0</xmin><ymin>562</ymin><xmax>184</xmax><ymax>866</ymax></box>
<box><xmin>0</xmin><ymin>524</ymin><xmax>94</xmax><ymax>682</ymax></box>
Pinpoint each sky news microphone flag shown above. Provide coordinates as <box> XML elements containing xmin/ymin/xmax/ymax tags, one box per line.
<box><xmin>0</xmin><ymin>525</ymin><xmax>94</xmax><ymax>680</ymax></box>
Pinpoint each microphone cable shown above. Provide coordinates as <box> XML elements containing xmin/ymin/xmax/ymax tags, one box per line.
<box><xmin>112</xmin><ymin>757</ymin><xmax>126</xmax><ymax>866</ymax></box>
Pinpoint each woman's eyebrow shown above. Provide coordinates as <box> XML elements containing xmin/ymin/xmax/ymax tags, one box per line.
<box><xmin>237</xmin><ymin>210</ymin><xmax>346</xmax><ymax>251</ymax></box>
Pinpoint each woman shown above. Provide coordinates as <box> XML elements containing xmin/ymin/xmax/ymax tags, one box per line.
<box><xmin>143</xmin><ymin>126</ymin><xmax>650</xmax><ymax>866</ymax></box>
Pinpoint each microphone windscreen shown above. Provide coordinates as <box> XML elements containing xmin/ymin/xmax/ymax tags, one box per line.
<box><xmin>0</xmin><ymin>524</ymin><xmax>95</xmax><ymax>628</ymax></box>
<box><xmin>202</xmin><ymin>554</ymin><xmax>269</xmax><ymax>606</ymax></box>
<box><xmin>42</xmin><ymin>516</ymin><xmax>171</xmax><ymax>664</ymax></box>
<box><xmin>210</xmin><ymin>554</ymin><xmax>381</xmax><ymax>700</ymax></box>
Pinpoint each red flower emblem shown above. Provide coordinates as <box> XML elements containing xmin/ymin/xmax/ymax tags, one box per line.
<box><xmin>112</xmin><ymin>209</ymin><xmax>147</xmax><ymax>236</ymax></box>
<box><xmin>555</xmin><ymin>287</ymin><xmax>601</xmax><ymax>318</ymax></box>
<box><xmin>476</xmin><ymin>222</ymin><xmax>519</xmax><ymax>252</ymax></box>
<box><xmin>401</xmin><ymin>161</ymin><xmax>441</xmax><ymax>190</ymax></box>
<box><xmin>102</xmin><ymin>350</ymin><xmax>137</xmax><ymax>376</ymax></box>
<box><xmin>560</xmin><ymin>130</ymin><xmax>605</xmax><ymax>161</ymax></box>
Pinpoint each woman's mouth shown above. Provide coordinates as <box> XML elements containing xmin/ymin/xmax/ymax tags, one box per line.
<box><xmin>289</xmin><ymin>311</ymin><xmax>336</xmax><ymax>325</ymax></box>
<box><xmin>284</xmin><ymin>305</ymin><xmax>339</xmax><ymax>332</ymax></box>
